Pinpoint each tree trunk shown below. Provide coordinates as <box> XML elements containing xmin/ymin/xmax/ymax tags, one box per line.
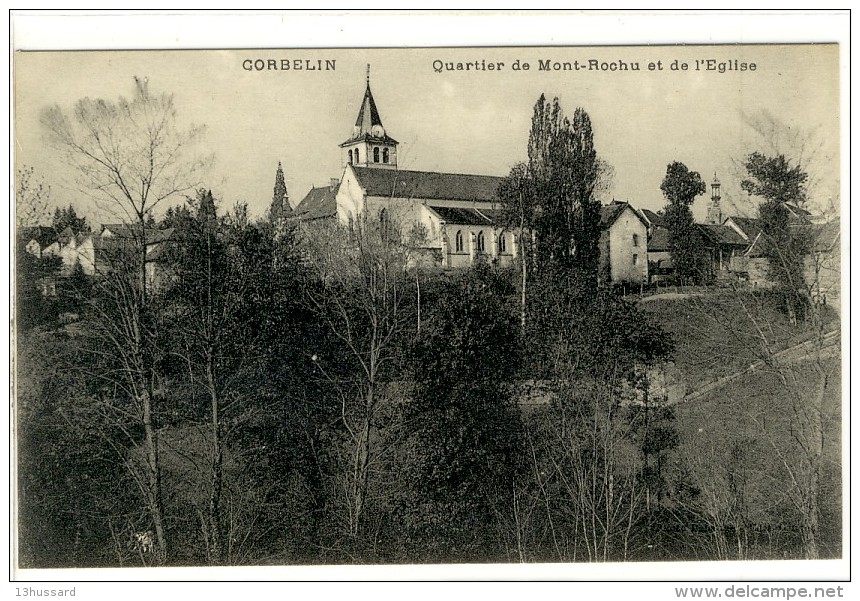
<box><xmin>142</xmin><ymin>388</ymin><xmax>167</xmax><ymax>565</ymax></box>
<box><xmin>520</xmin><ymin>224</ymin><xmax>528</xmax><ymax>336</ymax></box>
<box><xmin>207</xmin><ymin>355</ymin><xmax>224</xmax><ymax>565</ymax></box>
<box><xmin>137</xmin><ymin>220</ymin><xmax>167</xmax><ymax>565</ymax></box>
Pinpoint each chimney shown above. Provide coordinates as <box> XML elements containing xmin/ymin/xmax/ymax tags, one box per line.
<box><xmin>330</xmin><ymin>178</ymin><xmax>339</xmax><ymax>191</ymax></box>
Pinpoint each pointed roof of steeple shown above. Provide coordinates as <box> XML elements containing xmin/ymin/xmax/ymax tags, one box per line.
<box><xmin>355</xmin><ymin>83</ymin><xmax>384</xmax><ymax>131</ymax></box>
<box><xmin>340</xmin><ymin>66</ymin><xmax>398</xmax><ymax>147</ymax></box>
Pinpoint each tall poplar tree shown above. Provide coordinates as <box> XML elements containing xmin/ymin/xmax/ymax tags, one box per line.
<box><xmin>524</xmin><ymin>95</ymin><xmax>601</xmax><ymax>292</ymax></box>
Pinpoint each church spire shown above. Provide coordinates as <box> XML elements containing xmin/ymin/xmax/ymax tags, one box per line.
<box><xmin>340</xmin><ymin>66</ymin><xmax>398</xmax><ymax>169</ymax></box>
<box><xmin>353</xmin><ymin>66</ymin><xmax>386</xmax><ymax>138</ymax></box>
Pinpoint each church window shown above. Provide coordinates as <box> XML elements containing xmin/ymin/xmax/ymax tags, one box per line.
<box><xmin>477</xmin><ymin>231</ymin><xmax>485</xmax><ymax>253</ymax></box>
<box><xmin>383</xmin><ymin>148</ymin><xmax>389</xmax><ymax>163</ymax></box>
<box><xmin>455</xmin><ymin>230</ymin><xmax>464</xmax><ymax>253</ymax></box>
<box><xmin>355</xmin><ymin>149</ymin><xmax>360</xmax><ymax>163</ymax></box>
<box><xmin>373</xmin><ymin>147</ymin><xmax>380</xmax><ymax>163</ymax></box>
<box><xmin>633</xmin><ymin>233</ymin><xmax>640</xmax><ymax>247</ymax></box>
<box><xmin>498</xmin><ymin>233</ymin><xmax>506</xmax><ymax>253</ymax></box>
<box><xmin>348</xmin><ymin>150</ymin><xmax>353</xmax><ymax>164</ymax></box>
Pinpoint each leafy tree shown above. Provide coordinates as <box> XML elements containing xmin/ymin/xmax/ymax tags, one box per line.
<box><xmin>267</xmin><ymin>161</ymin><xmax>291</xmax><ymax>231</ymax></box>
<box><xmin>526</xmin><ymin>95</ymin><xmax>602</xmax><ymax>291</ymax></box>
<box><xmin>661</xmin><ymin>161</ymin><xmax>707</xmax><ymax>284</ymax></box>
<box><xmin>404</xmin><ymin>265</ymin><xmax>524</xmax><ymax>561</ymax></box>
<box><xmin>497</xmin><ymin>162</ymin><xmax>536</xmax><ymax>334</ymax></box>
<box><xmin>742</xmin><ymin>152</ymin><xmax>812</xmax><ymax>320</ymax></box>
<box><xmin>16</xmin><ymin>330</ymin><xmax>141</xmax><ymax>567</ymax></box>
<box><xmin>52</xmin><ymin>204</ymin><xmax>90</xmax><ymax>235</ymax></box>
<box><xmin>161</xmin><ymin>204</ymin><xmax>193</xmax><ymax>230</ymax></box>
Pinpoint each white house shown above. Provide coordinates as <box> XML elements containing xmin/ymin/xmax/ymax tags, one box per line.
<box><xmin>599</xmin><ymin>201</ymin><xmax>649</xmax><ymax>285</ymax></box>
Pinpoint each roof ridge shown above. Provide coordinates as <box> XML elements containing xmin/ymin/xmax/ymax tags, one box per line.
<box><xmin>352</xmin><ymin>166</ymin><xmax>505</xmax><ymax>180</ymax></box>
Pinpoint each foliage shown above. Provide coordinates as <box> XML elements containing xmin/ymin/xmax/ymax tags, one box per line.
<box><xmin>17</xmin><ymin>330</ymin><xmax>144</xmax><ymax>567</ymax></box>
<box><xmin>741</xmin><ymin>152</ymin><xmax>809</xmax><ymax>206</ymax></box>
<box><xmin>15</xmin><ymin>250</ymin><xmax>63</xmax><ymax>331</ymax></box>
<box><xmin>403</xmin><ymin>265</ymin><xmax>524</xmax><ymax>561</ymax></box>
<box><xmin>661</xmin><ymin>161</ymin><xmax>708</xmax><ymax>284</ymax></box>
<box><xmin>742</xmin><ymin>152</ymin><xmax>812</xmax><ymax>320</ymax></box>
<box><xmin>268</xmin><ymin>162</ymin><xmax>291</xmax><ymax>227</ymax></box>
<box><xmin>525</xmin><ymin>95</ymin><xmax>603</xmax><ymax>290</ymax></box>
<box><xmin>52</xmin><ymin>204</ymin><xmax>91</xmax><ymax>235</ymax></box>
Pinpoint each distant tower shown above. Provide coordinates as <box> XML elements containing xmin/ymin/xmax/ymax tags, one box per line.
<box><xmin>706</xmin><ymin>173</ymin><xmax>723</xmax><ymax>225</ymax></box>
<box><xmin>339</xmin><ymin>65</ymin><xmax>398</xmax><ymax>169</ymax></box>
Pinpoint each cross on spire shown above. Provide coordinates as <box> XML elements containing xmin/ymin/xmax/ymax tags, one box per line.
<box><xmin>366</xmin><ymin>63</ymin><xmax>370</xmax><ymax>85</ymax></box>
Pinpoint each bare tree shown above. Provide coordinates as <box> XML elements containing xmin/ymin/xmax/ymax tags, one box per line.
<box><xmin>15</xmin><ymin>165</ymin><xmax>52</xmax><ymax>228</ymax></box>
<box><xmin>681</xmin><ymin>282</ymin><xmax>840</xmax><ymax>559</ymax></box>
<box><xmin>299</xmin><ymin>214</ymin><xmax>410</xmax><ymax>548</ymax></box>
<box><xmin>40</xmin><ymin>77</ymin><xmax>207</xmax><ymax>564</ymax></box>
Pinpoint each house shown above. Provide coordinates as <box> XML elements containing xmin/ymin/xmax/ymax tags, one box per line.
<box><xmin>99</xmin><ymin>224</ymin><xmax>176</xmax><ymax>289</ymax></box>
<box><xmin>19</xmin><ymin>225</ymin><xmax>58</xmax><ymax>258</ymax></box>
<box><xmin>695</xmin><ymin>223</ymin><xmax>749</xmax><ymax>280</ymax></box>
<box><xmin>45</xmin><ymin>223</ymin><xmax>176</xmax><ymax>292</ymax></box>
<box><xmin>598</xmin><ymin>201</ymin><xmax>649</xmax><ymax>285</ymax></box>
<box><xmin>293</xmin><ymin>70</ymin><xmax>646</xmax><ymax>283</ymax></box>
<box><xmin>640</xmin><ymin>209</ymin><xmax>673</xmax><ymax>282</ymax></box>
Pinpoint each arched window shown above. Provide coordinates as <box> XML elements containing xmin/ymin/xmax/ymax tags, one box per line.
<box><xmin>477</xmin><ymin>231</ymin><xmax>485</xmax><ymax>253</ymax></box>
<box><xmin>633</xmin><ymin>233</ymin><xmax>640</xmax><ymax>247</ymax></box>
<box><xmin>455</xmin><ymin>230</ymin><xmax>464</xmax><ymax>253</ymax></box>
<box><xmin>498</xmin><ymin>232</ymin><xmax>506</xmax><ymax>253</ymax></box>
<box><xmin>348</xmin><ymin>150</ymin><xmax>353</xmax><ymax>165</ymax></box>
<box><xmin>355</xmin><ymin>149</ymin><xmax>360</xmax><ymax>163</ymax></box>
<box><xmin>383</xmin><ymin>148</ymin><xmax>389</xmax><ymax>163</ymax></box>
<box><xmin>373</xmin><ymin>147</ymin><xmax>380</xmax><ymax>163</ymax></box>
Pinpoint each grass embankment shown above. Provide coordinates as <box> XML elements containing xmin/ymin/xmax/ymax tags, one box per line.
<box><xmin>641</xmin><ymin>291</ymin><xmax>842</xmax><ymax>558</ymax></box>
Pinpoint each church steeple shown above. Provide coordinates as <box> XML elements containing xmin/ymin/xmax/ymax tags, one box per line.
<box><xmin>340</xmin><ymin>65</ymin><xmax>398</xmax><ymax>169</ymax></box>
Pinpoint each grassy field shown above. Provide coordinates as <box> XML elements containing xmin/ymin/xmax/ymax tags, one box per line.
<box><xmin>643</xmin><ymin>291</ymin><xmax>844</xmax><ymax>558</ymax></box>
<box><xmin>639</xmin><ymin>290</ymin><xmax>838</xmax><ymax>385</ymax></box>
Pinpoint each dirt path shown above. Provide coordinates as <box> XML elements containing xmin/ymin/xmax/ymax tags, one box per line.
<box><xmin>679</xmin><ymin>329</ymin><xmax>841</xmax><ymax>404</ymax></box>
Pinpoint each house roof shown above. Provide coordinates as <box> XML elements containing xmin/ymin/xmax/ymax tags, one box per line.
<box><xmin>786</xmin><ymin>202</ymin><xmax>812</xmax><ymax>218</ymax></box>
<box><xmin>809</xmin><ymin>218</ymin><xmax>840</xmax><ymax>252</ymax></box>
<box><xmin>640</xmin><ymin>208</ymin><xmax>666</xmax><ymax>228</ymax></box>
<box><xmin>648</xmin><ymin>226</ymin><xmax>672</xmax><ymax>252</ymax></box>
<box><xmin>351</xmin><ymin>167</ymin><xmax>505</xmax><ymax>203</ymax></box>
<box><xmin>696</xmin><ymin>223</ymin><xmax>749</xmax><ymax>247</ymax></box>
<box><xmin>600</xmin><ymin>201</ymin><xmax>648</xmax><ymax>229</ymax></box>
<box><xmin>726</xmin><ymin>216</ymin><xmax>761</xmax><ymax>241</ymax></box>
<box><xmin>292</xmin><ymin>184</ymin><xmax>339</xmax><ymax>221</ymax></box>
<box><xmin>101</xmin><ymin>224</ymin><xmax>174</xmax><ymax>244</ymax></box>
<box><xmin>57</xmin><ymin>226</ymin><xmax>76</xmax><ymax>246</ymax></box>
<box><xmin>428</xmin><ymin>206</ymin><xmax>494</xmax><ymax>226</ymax></box>
<box><xmin>19</xmin><ymin>225</ymin><xmax>57</xmax><ymax>248</ymax></box>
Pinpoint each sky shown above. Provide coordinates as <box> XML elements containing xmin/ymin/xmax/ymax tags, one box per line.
<box><xmin>14</xmin><ymin>42</ymin><xmax>840</xmax><ymax>226</ymax></box>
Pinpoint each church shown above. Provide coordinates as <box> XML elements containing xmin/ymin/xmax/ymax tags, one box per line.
<box><xmin>291</xmin><ymin>69</ymin><xmax>649</xmax><ymax>283</ymax></box>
